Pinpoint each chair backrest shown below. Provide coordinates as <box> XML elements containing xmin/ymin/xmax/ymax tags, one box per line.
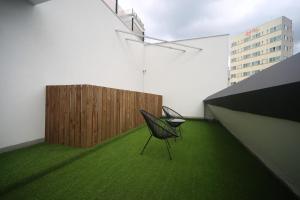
<box><xmin>140</xmin><ymin>110</ymin><xmax>176</xmax><ymax>139</ymax></box>
<box><xmin>162</xmin><ymin>106</ymin><xmax>184</xmax><ymax>119</ymax></box>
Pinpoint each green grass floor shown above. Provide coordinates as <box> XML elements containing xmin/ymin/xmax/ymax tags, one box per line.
<box><xmin>0</xmin><ymin>121</ymin><xmax>295</xmax><ymax>200</ymax></box>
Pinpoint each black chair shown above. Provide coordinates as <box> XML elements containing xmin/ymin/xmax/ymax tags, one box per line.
<box><xmin>139</xmin><ymin>110</ymin><xmax>179</xmax><ymax>160</ymax></box>
<box><xmin>162</xmin><ymin>106</ymin><xmax>186</xmax><ymax>138</ymax></box>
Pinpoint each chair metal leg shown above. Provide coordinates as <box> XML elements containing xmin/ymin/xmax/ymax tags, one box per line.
<box><xmin>140</xmin><ymin>135</ymin><xmax>152</xmax><ymax>155</ymax></box>
<box><xmin>166</xmin><ymin>139</ymin><xmax>171</xmax><ymax>148</ymax></box>
<box><xmin>179</xmin><ymin>126</ymin><xmax>183</xmax><ymax>139</ymax></box>
<box><xmin>171</xmin><ymin>127</ymin><xmax>177</xmax><ymax>142</ymax></box>
<box><xmin>164</xmin><ymin>140</ymin><xmax>172</xmax><ymax>160</ymax></box>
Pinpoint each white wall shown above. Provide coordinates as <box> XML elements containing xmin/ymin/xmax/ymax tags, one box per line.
<box><xmin>208</xmin><ymin>105</ymin><xmax>300</xmax><ymax>196</ymax></box>
<box><xmin>0</xmin><ymin>0</ymin><xmax>144</xmax><ymax>149</ymax></box>
<box><xmin>144</xmin><ymin>36</ymin><xmax>229</xmax><ymax>118</ymax></box>
<box><xmin>0</xmin><ymin>0</ymin><xmax>229</xmax><ymax>149</ymax></box>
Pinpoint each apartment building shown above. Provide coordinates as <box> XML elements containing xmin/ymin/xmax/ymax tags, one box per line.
<box><xmin>229</xmin><ymin>16</ymin><xmax>293</xmax><ymax>84</ymax></box>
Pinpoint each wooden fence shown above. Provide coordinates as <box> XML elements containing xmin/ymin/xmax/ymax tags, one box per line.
<box><xmin>45</xmin><ymin>85</ymin><xmax>162</xmax><ymax>147</ymax></box>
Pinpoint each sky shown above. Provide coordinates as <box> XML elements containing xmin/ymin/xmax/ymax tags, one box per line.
<box><xmin>119</xmin><ymin>0</ymin><xmax>300</xmax><ymax>53</ymax></box>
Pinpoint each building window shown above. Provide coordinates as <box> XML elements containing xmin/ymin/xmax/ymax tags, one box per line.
<box><xmin>270</xmin><ymin>26</ymin><xmax>276</xmax><ymax>33</ymax></box>
<box><xmin>270</xmin><ymin>35</ymin><xmax>281</xmax><ymax>43</ymax></box>
<box><xmin>243</xmin><ymin>45</ymin><xmax>251</xmax><ymax>51</ymax></box>
<box><xmin>276</xmin><ymin>45</ymin><xmax>281</xmax><ymax>51</ymax></box>
<box><xmin>252</xmin><ymin>42</ymin><xmax>260</xmax><ymax>48</ymax></box>
<box><xmin>283</xmin><ymin>35</ymin><xmax>288</xmax><ymax>40</ymax></box>
<box><xmin>252</xmin><ymin>33</ymin><xmax>261</xmax><ymax>39</ymax></box>
<box><xmin>231</xmin><ymin>74</ymin><xmax>236</xmax><ymax>78</ymax></box>
<box><xmin>231</xmin><ymin>58</ymin><xmax>237</xmax><ymax>63</ymax></box>
<box><xmin>270</xmin><ymin>45</ymin><xmax>282</xmax><ymax>52</ymax></box>
<box><xmin>231</xmin><ymin>66</ymin><xmax>236</xmax><ymax>70</ymax></box>
<box><xmin>262</xmin><ymin>59</ymin><xmax>268</xmax><ymax>64</ymax></box>
<box><xmin>244</xmin><ymin>37</ymin><xmax>251</xmax><ymax>43</ymax></box>
<box><xmin>283</xmin><ymin>24</ymin><xmax>288</xmax><ymax>30</ymax></box>
<box><xmin>269</xmin><ymin>56</ymin><xmax>280</xmax><ymax>63</ymax></box>
<box><xmin>231</xmin><ymin>42</ymin><xmax>237</xmax><ymax>47</ymax></box>
<box><xmin>252</xmin><ymin>51</ymin><xmax>260</xmax><ymax>57</ymax></box>
<box><xmin>252</xmin><ymin>60</ymin><xmax>260</xmax><ymax>66</ymax></box>
<box><xmin>270</xmin><ymin>47</ymin><xmax>276</xmax><ymax>52</ymax></box>
<box><xmin>231</xmin><ymin>50</ymin><xmax>237</xmax><ymax>55</ymax></box>
<box><xmin>243</xmin><ymin>72</ymin><xmax>251</xmax><ymax>77</ymax></box>
<box><xmin>243</xmin><ymin>63</ymin><xmax>251</xmax><ymax>68</ymax></box>
<box><xmin>270</xmin><ymin>24</ymin><xmax>281</xmax><ymax>33</ymax></box>
<box><xmin>243</xmin><ymin>54</ymin><xmax>251</xmax><ymax>59</ymax></box>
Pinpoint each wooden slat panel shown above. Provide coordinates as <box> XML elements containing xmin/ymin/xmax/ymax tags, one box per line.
<box><xmin>81</xmin><ymin>85</ymin><xmax>87</xmax><ymax>147</ymax></box>
<box><xmin>45</xmin><ymin>86</ymin><xmax>50</xmax><ymax>143</ymax></box>
<box><xmin>69</xmin><ymin>85</ymin><xmax>76</xmax><ymax>146</ymax></box>
<box><xmin>116</xmin><ymin>90</ymin><xmax>120</xmax><ymax>135</ymax></box>
<box><xmin>45</xmin><ymin>85</ymin><xmax>162</xmax><ymax>148</ymax></box>
<box><xmin>111</xmin><ymin>89</ymin><xmax>117</xmax><ymax>137</ymax></box>
<box><xmin>92</xmin><ymin>86</ymin><xmax>98</xmax><ymax>146</ymax></box>
<box><xmin>97</xmin><ymin>87</ymin><xmax>102</xmax><ymax>144</ymax></box>
<box><xmin>74</xmin><ymin>85</ymin><xmax>81</xmax><ymax>147</ymax></box>
<box><xmin>101</xmin><ymin>87</ymin><xmax>107</xmax><ymax>142</ymax></box>
<box><xmin>86</xmin><ymin>85</ymin><xmax>93</xmax><ymax>147</ymax></box>
<box><xmin>158</xmin><ymin>95</ymin><xmax>163</xmax><ymax>117</ymax></box>
<box><xmin>53</xmin><ymin>86</ymin><xmax>60</xmax><ymax>144</ymax></box>
<box><xmin>109</xmin><ymin>88</ymin><xmax>113</xmax><ymax>138</ymax></box>
<box><xmin>58</xmin><ymin>86</ymin><xmax>64</xmax><ymax>144</ymax></box>
<box><xmin>119</xmin><ymin>90</ymin><xmax>124</xmax><ymax>133</ymax></box>
<box><xmin>63</xmin><ymin>86</ymin><xmax>70</xmax><ymax>146</ymax></box>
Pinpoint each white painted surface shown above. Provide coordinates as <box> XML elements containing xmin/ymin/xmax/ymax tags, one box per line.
<box><xmin>144</xmin><ymin>36</ymin><xmax>229</xmax><ymax>117</ymax></box>
<box><xmin>0</xmin><ymin>0</ymin><xmax>228</xmax><ymax>149</ymax></box>
<box><xmin>0</xmin><ymin>0</ymin><xmax>144</xmax><ymax>149</ymax></box>
<box><xmin>208</xmin><ymin>105</ymin><xmax>300</xmax><ymax>196</ymax></box>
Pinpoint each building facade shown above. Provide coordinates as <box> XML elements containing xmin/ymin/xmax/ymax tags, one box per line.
<box><xmin>229</xmin><ymin>16</ymin><xmax>293</xmax><ymax>84</ymax></box>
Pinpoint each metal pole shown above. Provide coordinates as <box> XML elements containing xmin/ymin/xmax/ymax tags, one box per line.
<box><xmin>131</xmin><ymin>18</ymin><xmax>134</xmax><ymax>31</ymax></box>
<box><xmin>115</xmin><ymin>0</ymin><xmax>118</xmax><ymax>14</ymax></box>
<box><xmin>115</xmin><ymin>29</ymin><xmax>203</xmax><ymax>51</ymax></box>
<box><xmin>125</xmin><ymin>38</ymin><xmax>186</xmax><ymax>53</ymax></box>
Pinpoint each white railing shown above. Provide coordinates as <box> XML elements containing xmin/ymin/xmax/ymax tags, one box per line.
<box><xmin>102</xmin><ymin>0</ymin><xmax>145</xmax><ymax>32</ymax></box>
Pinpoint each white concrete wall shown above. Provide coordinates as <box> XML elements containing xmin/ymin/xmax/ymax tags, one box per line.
<box><xmin>0</xmin><ymin>0</ymin><xmax>144</xmax><ymax>149</ymax></box>
<box><xmin>208</xmin><ymin>105</ymin><xmax>300</xmax><ymax>196</ymax></box>
<box><xmin>144</xmin><ymin>36</ymin><xmax>229</xmax><ymax>118</ymax></box>
<box><xmin>0</xmin><ymin>0</ymin><xmax>229</xmax><ymax>149</ymax></box>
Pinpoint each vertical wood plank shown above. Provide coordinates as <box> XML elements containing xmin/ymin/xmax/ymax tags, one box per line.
<box><xmin>81</xmin><ymin>85</ymin><xmax>87</xmax><ymax>147</ymax></box>
<box><xmin>102</xmin><ymin>87</ymin><xmax>107</xmax><ymax>142</ymax></box>
<box><xmin>45</xmin><ymin>86</ymin><xmax>50</xmax><ymax>143</ymax></box>
<box><xmin>97</xmin><ymin>86</ymin><xmax>103</xmax><ymax>144</ymax></box>
<box><xmin>69</xmin><ymin>85</ymin><xmax>76</xmax><ymax>146</ymax></box>
<box><xmin>92</xmin><ymin>86</ymin><xmax>97</xmax><ymax>146</ymax></box>
<box><xmin>74</xmin><ymin>85</ymin><xmax>81</xmax><ymax>147</ymax></box>
<box><xmin>64</xmin><ymin>86</ymin><xmax>70</xmax><ymax>146</ymax></box>
<box><xmin>54</xmin><ymin>86</ymin><xmax>60</xmax><ymax>144</ymax></box>
<box><xmin>86</xmin><ymin>85</ymin><xmax>93</xmax><ymax>147</ymax></box>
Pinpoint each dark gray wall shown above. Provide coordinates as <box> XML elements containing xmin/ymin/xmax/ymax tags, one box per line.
<box><xmin>208</xmin><ymin>105</ymin><xmax>300</xmax><ymax>197</ymax></box>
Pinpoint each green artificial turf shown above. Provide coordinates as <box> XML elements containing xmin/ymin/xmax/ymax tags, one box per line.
<box><xmin>0</xmin><ymin>121</ymin><xmax>295</xmax><ymax>200</ymax></box>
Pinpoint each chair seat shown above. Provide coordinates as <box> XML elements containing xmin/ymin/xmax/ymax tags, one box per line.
<box><xmin>166</xmin><ymin>118</ymin><xmax>185</xmax><ymax>127</ymax></box>
<box><xmin>159</xmin><ymin>130</ymin><xmax>178</xmax><ymax>139</ymax></box>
